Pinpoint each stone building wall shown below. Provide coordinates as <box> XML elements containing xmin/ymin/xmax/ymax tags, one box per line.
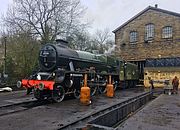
<box><xmin>114</xmin><ymin>8</ymin><xmax>180</xmax><ymax>61</ymax></box>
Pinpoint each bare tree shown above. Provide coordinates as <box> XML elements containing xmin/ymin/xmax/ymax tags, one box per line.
<box><xmin>94</xmin><ymin>28</ymin><xmax>112</xmax><ymax>45</ymax></box>
<box><xmin>93</xmin><ymin>28</ymin><xmax>114</xmax><ymax>54</ymax></box>
<box><xmin>3</xmin><ymin>0</ymin><xmax>87</xmax><ymax>43</ymax></box>
<box><xmin>67</xmin><ymin>30</ymin><xmax>91</xmax><ymax>50</ymax></box>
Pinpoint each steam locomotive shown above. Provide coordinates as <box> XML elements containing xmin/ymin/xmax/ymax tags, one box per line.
<box><xmin>17</xmin><ymin>40</ymin><xmax>139</xmax><ymax>102</ymax></box>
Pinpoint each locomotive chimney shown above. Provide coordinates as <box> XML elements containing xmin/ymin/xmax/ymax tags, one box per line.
<box><xmin>155</xmin><ymin>4</ymin><xmax>158</xmax><ymax>8</ymax></box>
<box><xmin>56</xmin><ymin>39</ymin><xmax>68</xmax><ymax>46</ymax></box>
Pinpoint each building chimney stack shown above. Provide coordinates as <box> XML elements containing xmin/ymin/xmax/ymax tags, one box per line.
<box><xmin>155</xmin><ymin>4</ymin><xmax>158</xmax><ymax>8</ymax></box>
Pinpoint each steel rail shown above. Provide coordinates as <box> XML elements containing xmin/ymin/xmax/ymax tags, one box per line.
<box><xmin>59</xmin><ymin>91</ymin><xmax>152</xmax><ymax>130</ymax></box>
<box><xmin>0</xmin><ymin>99</ymin><xmax>52</xmax><ymax>117</ymax></box>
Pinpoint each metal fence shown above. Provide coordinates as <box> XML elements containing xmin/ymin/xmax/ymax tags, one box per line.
<box><xmin>145</xmin><ymin>57</ymin><xmax>180</xmax><ymax>67</ymax></box>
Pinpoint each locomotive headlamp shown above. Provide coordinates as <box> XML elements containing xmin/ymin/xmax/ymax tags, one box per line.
<box><xmin>17</xmin><ymin>81</ymin><xmax>22</xmax><ymax>88</ymax></box>
<box><xmin>124</xmin><ymin>62</ymin><xmax>127</xmax><ymax>67</ymax></box>
<box><xmin>39</xmin><ymin>82</ymin><xmax>45</xmax><ymax>90</ymax></box>
<box><xmin>132</xmin><ymin>71</ymin><xmax>135</xmax><ymax>75</ymax></box>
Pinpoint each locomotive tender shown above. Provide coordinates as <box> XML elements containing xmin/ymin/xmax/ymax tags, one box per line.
<box><xmin>17</xmin><ymin>40</ymin><xmax>139</xmax><ymax>102</ymax></box>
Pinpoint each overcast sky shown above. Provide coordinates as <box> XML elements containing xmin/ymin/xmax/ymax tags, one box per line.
<box><xmin>0</xmin><ymin>0</ymin><xmax>180</xmax><ymax>34</ymax></box>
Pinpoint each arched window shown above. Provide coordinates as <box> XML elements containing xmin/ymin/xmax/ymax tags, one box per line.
<box><xmin>130</xmin><ymin>31</ymin><xmax>138</xmax><ymax>43</ymax></box>
<box><xmin>162</xmin><ymin>26</ymin><xmax>173</xmax><ymax>38</ymax></box>
<box><xmin>145</xmin><ymin>23</ymin><xmax>154</xmax><ymax>41</ymax></box>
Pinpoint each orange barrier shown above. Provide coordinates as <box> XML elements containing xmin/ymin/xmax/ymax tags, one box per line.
<box><xmin>80</xmin><ymin>74</ymin><xmax>91</xmax><ymax>105</ymax></box>
<box><xmin>106</xmin><ymin>75</ymin><xmax>114</xmax><ymax>97</ymax></box>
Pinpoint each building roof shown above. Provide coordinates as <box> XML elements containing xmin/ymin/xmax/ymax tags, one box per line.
<box><xmin>113</xmin><ymin>6</ymin><xmax>180</xmax><ymax>33</ymax></box>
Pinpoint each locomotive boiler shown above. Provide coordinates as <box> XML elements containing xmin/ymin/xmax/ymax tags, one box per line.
<box><xmin>17</xmin><ymin>40</ymin><xmax>139</xmax><ymax>102</ymax></box>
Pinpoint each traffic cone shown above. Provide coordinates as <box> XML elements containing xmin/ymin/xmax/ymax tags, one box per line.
<box><xmin>80</xmin><ymin>74</ymin><xmax>91</xmax><ymax>105</ymax></box>
<box><xmin>106</xmin><ymin>75</ymin><xmax>114</xmax><ymax>97</ymax></box>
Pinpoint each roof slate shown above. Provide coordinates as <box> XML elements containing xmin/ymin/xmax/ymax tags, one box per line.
<box><xmin>113</xmin><ymin>6</ymin><xmax>180</xmax><ymax>33</ymax></box>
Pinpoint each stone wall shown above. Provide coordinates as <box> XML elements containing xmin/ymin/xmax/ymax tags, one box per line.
<box><xmin>114</xmin><ymin>9</ymin><xmax>180</xmax><ymax>61</ymax></box>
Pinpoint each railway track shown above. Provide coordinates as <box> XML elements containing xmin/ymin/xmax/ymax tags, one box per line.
<box><xmin>0</xmin><ymin>88</ymin><xmax>157</xmax><ymax>130</ymax></box>
<box><xmin>58</xmin><ymin>91</ymin><xmax>153</xmax><ymax>130</ymax></box>
<box><xmin>0</xmin><ymin>98</ymin><xmax>52</xmax><ymax>117</ymax></box>
<box><xmin>0</xmin><ymin>96</ymin><xmax>36</xmax><ymax>108</ymax></box>
<box><xmin>0</xmin><ymin>84</ymin><xmax>18</xmax><ymax>91</ymax></box>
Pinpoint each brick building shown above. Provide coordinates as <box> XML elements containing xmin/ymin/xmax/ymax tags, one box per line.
<box><xmin>113</xmin><ymin>5</ymin><xmax>180</xmax><ymax>78</ymax></box>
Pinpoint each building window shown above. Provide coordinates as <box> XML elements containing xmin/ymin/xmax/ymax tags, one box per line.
<box><xmin>145</xmin><ymin>23</ymin><xmax>154</xmax><ymax>41</ymax></box>
<box><xmin>162</xmin><ymin>26</ymin><xmax>173</xmax><ymax>38</ymax></box>
<box><xmin>130</xmin><ymin>31</ymin><xmax>138</xmax><ymax>43</ymax></box>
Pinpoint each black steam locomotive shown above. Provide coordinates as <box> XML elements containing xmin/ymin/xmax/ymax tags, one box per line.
<box><xmin>17</xmin><ymin>40</ymin><xmax>139</xmax><ymax>102</ymax></box>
